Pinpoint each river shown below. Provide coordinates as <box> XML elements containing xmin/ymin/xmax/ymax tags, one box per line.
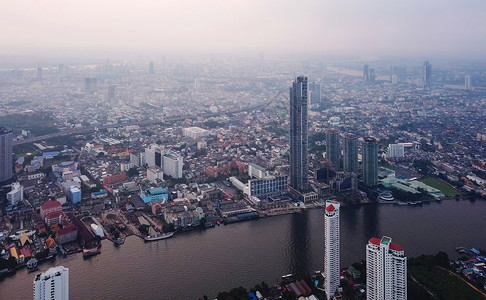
<box><xmin>1</xmin><ymin>199</ymin><xmax>486</xmax><ymax>299</ymax></box>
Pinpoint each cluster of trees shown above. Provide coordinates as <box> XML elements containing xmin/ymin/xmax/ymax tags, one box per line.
<box><xmin>216</xmin><ymin>281</ymin><xmax>271</xmax><ymax>300</ymax></box>
<box><xmin>408</xmin><ymin>251</ymin><xmax>450</xmax><ymax>268</ymax></box>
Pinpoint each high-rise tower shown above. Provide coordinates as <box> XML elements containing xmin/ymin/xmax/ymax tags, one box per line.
<box><xmin>343</xmin><ymin>133</ymin><xmax>358</xmax><ymax>173</ymax></box>
<box><xmin>363</xmin><ymin>64</ymin><xmax>370</xmax><ymax>84</ymax></box>
<box><xmin>324</xmin><ymin>200</ymin><xmax>340</xmax><ymax>300</ymax></box>
<box><xmin>362</xmin><ymin>136</ymin><xmax>378</xmax><ymax>187</ymax></box>
<box><xmin>0</xmin><ymin>127</ymin><xmax>13</xmax><ymax>182</ymax></box>
<box><xmin>465</xmin><ymin>75</ymin><xmax>472</xmax><ymax>90</ymax></box>
<box><xmin>33</xmin><ymin>266</ymin><xmax>69</xmax><ymax>300</ymax></box>
<box><xmin>423</xmin><ymin>61</ymin><xmax>432</xmax><ymax>88</ymax></box>
<box><xmin>326</xmin><ymin>129</ymin><xmax>340</xmax><ymax>170</ymax></box>
<box><xmin>366</xmin><ymin>236</ymin><xmax>407</xmax><ymax>300</ymax></box>
<box><xmin>289</xmin><ymin>76</ymin><xmax>309</xmax><ymax>192</ymax></box>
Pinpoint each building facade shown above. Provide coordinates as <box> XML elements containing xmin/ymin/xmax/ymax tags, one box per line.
<box><xmin>140</xmin><ymin>187</ymin><xmax>169</xmax><ymax>203</ymax></box>
<box><xmin>7</xmin><ymin>182</ymin><xmax>23</xmax><ymax>206</ymax></box>
<box><xmin>33</xmin><ymin>266</ymin><xmax>69</xmax><ymax>300</ymax></box>
<box><xmin>289</xmin><ymin>76</ymin><xmax>309</xmax><ymax>192</ymax></box>
<box><xmin>182</xmin><ymin>127</ymin><xmax>209</xmax><ymax>139</ymax></box>
<box><xmin>362</xmin><ymin>137</ymin><xmax>378</xmax><ymax>187</ymax></box>
<box><xmin>326</xmin><ymin>129</ymin><xmax>340</xmax><ymax>170</ymax></box>
<box><xmin>324</xmin><ymin>200</ymin><xmax>340</xmax><ymax>300</ymax></box>
<box><xmin>67</xmin><ymin>186</ymin><xmax>81</xmax><ymax>204</ymax></box>
<box><xmin>163</xmin><ymin>152</ymin><xmax>183</xmax><ymax>179</ymax></box>
<box><xmin>343</xmin><ymin>133</ymin><xmax>358</xmax><ymax>173</ymax></box>
<box><xmin>366</xmin><ymin>236</ymin><xmax>407</xmax><ymax>300</ymax></box>
<box><xmin>249</xmin><ymin>176</ymin><xmax>288</xmax><ymax>199</ymax></box>
<box><xmin>0</xmin><ymin>127</ymin><xmax>13</xmax><ymax>182</ymax></box>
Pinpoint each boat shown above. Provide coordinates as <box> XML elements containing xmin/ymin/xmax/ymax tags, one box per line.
<box><xmin>144</xmin><ymin>232</ymin><xmax>174</xmax><ymax>241</ymax></box>
<box><xmin>456</xmin><ymin>246</ymin><xmax>466</xmax><ymax>252</ymax></box>
<box><xmin>83</xmin><ymin>246</ymin><xmax>101</xmax><ymax>258</ymax></box>
<box><xmin>408</xmin><ymin>201</ymin><xmax>422</xmax><ymax>206</ymax></box>
<box><xmin>114</xmin><ymin>237</ymin><xmax>125</xmax><ymax>245</ymax></box>
<box><xmin>395</xmin><ymin>201</ymin><xmax>408</xmax><ymax>206</ymax></box>
<box><xmin>26</xmin><ymin>258</ymin><xmax>38</xmax><ymax>272</ymax></box>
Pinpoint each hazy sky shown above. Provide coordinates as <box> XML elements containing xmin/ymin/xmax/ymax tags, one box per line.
<box><xmin>1</xmin><ymin>0</ymin><xmax>486</xmax><ymax>58</ymax></box>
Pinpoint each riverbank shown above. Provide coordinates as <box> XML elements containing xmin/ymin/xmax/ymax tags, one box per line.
<box><xmin>2</xmin><ymin>200</ymin><xmax>486</xmax><ymax>300</ymax></box>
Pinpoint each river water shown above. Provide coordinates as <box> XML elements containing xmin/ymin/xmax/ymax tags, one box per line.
<box><xmin>2</xmin><ymin>199</ymin><xmax>486</xmax><ymax>300</ymax></box>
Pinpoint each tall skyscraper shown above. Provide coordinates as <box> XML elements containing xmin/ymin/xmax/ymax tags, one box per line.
<box><xmin>326</xmin><ymin>129</ymin><xmax>340</xmax><ymax>170</ymax></box>
<box><xmin>423</xmin><ymin>61</ymin><xmax>432</xmax><ymax>88</ymax></box>
<box><xmin>343</xmin><ymin>133</ymin><xmax>358</xmax><ymax>173</ymax></box>
<box><xmin>362</xmin><ymin>136</ymin><xmax>378</xmax><ymax>187</ymax></box>
<box><xmin>309</xmin><ymin>82</ymin><xmax>321</xmax><ymax>104</ymax></box>
<box><xmin>369</xmin><ymin>68</ymin><xmax>376</xmax><ymax>83</ymax></box>
<box><xmin>465</xmin><ymin>75</ymin><xmax>472</xmax><ymax>90</ymax></box>
<box><xmin>149</xmin><ymin>61</ymin><xmax>155</xmax><ymax>74</ymax></box>
<box><xmin>289</xmin><ymin>76</ymin><xmax>309</xmax><ymax>192</ymax></box>
<box><xmin>363</xmin><ymin>64</ymin><xmax>370</xmax><ymax>83</ymax></box>
<box><xmin>366</xmin><ymin>236</ymin><xmax>407</xmax><ymax>300</ymax></box>
<box><xmin>33</xmin><ymin>266</ymin><xmax>69</xmax><ymax>300</ymax></box>
<box><xmin>324</xmin><ymin>200</ymin><xmax>340</xmax><ymax>300</ymax></box>
<box><xmin>0</xmin><ymin>127</ymin><xmax>13</xmax><ymax>182</ymax></box>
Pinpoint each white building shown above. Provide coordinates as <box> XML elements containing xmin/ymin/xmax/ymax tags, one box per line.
<box><xmin>7</xmin><ymin>182</ymin><xmax>23</xmax><ymax>206</ymax></box>
<box><xmin>324</xmin><ymin>200</ymin><xmax>340</xmax><ymax>300</ymax></box>
<box><xmin>386</xmin><ymin>143</ymin><xmax>405</xmax><ymax>159</ymax></box>
<box><xmin>33</xmin><ymin>266</ymin><xmax>69</xmax><ymax>300</ymax></box>
<box><xmin>147</xmin><ymin>167</ymin><xmax>164</xmax><ymax>183</ymax></box>
<box><xmin>144</xmin><ymin>145</ymin><xmax>164</xmax><ymax>168</ymax></box>
<box><xmin>163</xmin><ymin>152</ymin><xmax>183</xmax><ymax>179</ymax></box>
<box><xmin>182</xmin><ymin>127</ymin><xmax>209</xmax><ymax>139</ymax></box>
<box><xmin>248</xmin><ymin>163</ymin><xmax>268</xmax><ymax>179</ymax></box>
<box><xmin>366</xmin><ymin>236</ymin><xmax>407</xmax><ymax>300</ymax></box>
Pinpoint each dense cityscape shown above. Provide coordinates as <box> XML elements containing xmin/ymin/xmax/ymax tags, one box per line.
<box><xmin>0</xmin><ymin>55</ymin><xmax>486</xmax><ymax>299</ymax></box>
<box><xmin>2</xmin><ymin>1</ymin><xmax>486</xmax><ymax>299</ymax></box>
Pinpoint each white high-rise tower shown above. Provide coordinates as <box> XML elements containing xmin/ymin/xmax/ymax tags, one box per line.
<box><xmin>366</xmin><ymin>236</ymin><xmax>407</xmax><ymax>300</ymax></box>
<box><xmin>34</xmin><ymin>266</ymin><xmax>69</xmax><ymax>300</ymax></box>
<box><xmin>324</xmin><ymin>200</ymin><xmax>340</xmax><ymax>300</ymax></box>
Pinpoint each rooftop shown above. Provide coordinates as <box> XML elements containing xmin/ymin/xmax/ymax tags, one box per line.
<box><xmin>381</xmin><ymin>236</ymin><xmax>391</xmax><ymax>245</ymax></box>
<box><xmin>369</xmin><ymin>237</ymin><xmax>381</xmax><ymax>246</ymax></box>
<box><xmin>40</xmin><ymin>200</ymin><xmax>62</xmax><ymax>211</ymax></box>
<box><xmin>147</xmin><ymin>187</ymin><xmax>168</xmax><ymax>195</ymax></box>
<box><xmin>389</xmin><ymin>242</ymin><xmax>404</xmax><ymax>252</ymax></box>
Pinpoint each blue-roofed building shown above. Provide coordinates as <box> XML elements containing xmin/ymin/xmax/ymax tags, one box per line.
<box><xmin>42</xmin><ymin>151</ymin><xmax>60</xmax><ymax>159</ymax></box>
<box><xmin>68</xmin><ymin>186</ymin><xmax>82</xmax><ymax>204</ymax></box>
<box><xmin>140</xmin><ymin>187</ymin><xmax>169</xmax><ymax>203</ymax></box>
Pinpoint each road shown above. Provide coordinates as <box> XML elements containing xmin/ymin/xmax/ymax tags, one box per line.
<box><xmin>13</xmin><ymin>100</ymin><xmax>272</xmax><ymax>146</ymax></box>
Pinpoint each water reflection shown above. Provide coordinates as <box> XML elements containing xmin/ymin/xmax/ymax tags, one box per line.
<box><xmin>361</xmin><ymin>204</ymin><xmax>380</xmax><ymax>239</ymax></box>
<box><xmin>288</xmin><ymin>212</ymin><xmax>311</xmax><ymax>277</ymax></box>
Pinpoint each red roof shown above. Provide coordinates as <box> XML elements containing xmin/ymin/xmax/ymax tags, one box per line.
<box><xmin>40</xmin><ymin>200</ymin><xmax>62</xmax><ymax>211</ymax></box>
<box><xmin>390</xmin><ymin>242</ymin><xmax>404</xmax><ymax>251</ymax></box>
<box><xmin>20</xmin><ymin>247</ymin><xmax>32</xmax><ymax>257</ymax></box>
<box><xmin>46</xmin><ymin>211</ymin><xmax>65</xmax><ymax>220</ymax></box>
<box><xmin>326</xmin><ymin>204</ymin><xmax>335</xmax><ymax>212</ymax></box>
<box><xmin>369</xmin><ymin>237</ymin><xmax>381</xmax><ymax>246</ymax></box>
<box><xmin>58</xmin><ymin>223</ymin><xmax>76</xmax><ymax>236</ymax></box>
